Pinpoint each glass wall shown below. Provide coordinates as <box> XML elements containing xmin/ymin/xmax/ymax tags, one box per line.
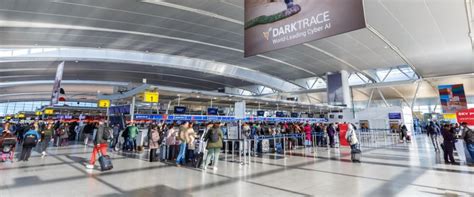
<box><xmin>0</xmin><ymin>101</ymin><xmax>98</xmax><ymax>116</ymax></box>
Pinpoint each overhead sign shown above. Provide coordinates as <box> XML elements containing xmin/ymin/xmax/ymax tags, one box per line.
<box><xmin>388</xmin><ymin>113</ymin><xmax>402</xmax><ymax>120</ymax></box>
<box><xmin>18</xmin><ymin>114</ymin><xmax>25</xmax><ymax>118</ymax></box>
<box><xmin>35</xmin><ymin>111</ymin><xmax>43</xmax><ymax>116</ymax></box>
<box><xmin>438</xmin><ymin>84</ymin><xmax>468</xmax><ymax>113</ymax></box>
<box><xmin>174</xmin><ymin>106</ymin><xmax>187</xmax><ymax>114</ymax></box>
<box><xmin>443</xmin><ymin>114</ymin><xmax>457</xmax><ymax>120</ymax></box>
<box><xmin>207</xmin><ymin>108</ymin><xmax>218</xmax><ymax>115</ymax></box>
<box><xmin>110</xmin><ymin>105</ymin><xmax>131</xmax><ymax>114</ymax></box>
<box><xmin>143</xmin><ymin>91</ymin><xmax>159</xmax><ymax>103</ymax></box>
<box><xmin>456</xmin><ymin>108</ymin><xmax>474</xmax><ymax>126</ymax></box>
<box><xmin>244</xmin><ymin>0</ymin><xmax>366</xmax><ymax>56</ymax></box>
<box><xmin>44</xmin><ymin>109</ymin><xmax>54</xmax><ymax>115</ymax></box>
<box><xmin>98</xmin><ymin>100</ymin><xmax>111</xmax><ymax>108</ymax></box>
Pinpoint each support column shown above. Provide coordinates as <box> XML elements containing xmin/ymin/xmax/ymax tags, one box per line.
<box><xmin>130</xmin><ymin>96</ymin><xmax>136</xmax><ymax>123</ymax></box>
<box><xmin>366</xmin><ymin>89</ymin><xmax>375</xmax><ymax>108</ymax></box>
<box><xmin>411</xmin><ymin>81</ymin><xmax>422</xmax><ymax>112</ymax></box>
<box><xmin>377</xmin><ymin>88</ymin><xmax>390</xmax><ymax>107</ymax></box>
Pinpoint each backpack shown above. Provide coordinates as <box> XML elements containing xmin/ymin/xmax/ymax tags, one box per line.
<box><xmin>102</xmin><ymin>127</ymin><xmax>112</xmax><ymax>140</ymax></box>
<box><xmin>23</xmin><ymin>134</ymin><xmax>37</xmax><ymax>146</ymax></box>
<box><xmin>209</xmin><ymin>129</ymin><xmax>220</xmax><ymax>143</ymax></box>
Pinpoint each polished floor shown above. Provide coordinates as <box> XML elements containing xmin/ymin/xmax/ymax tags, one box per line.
<box><xmin>0</xmin><ymin>136</ymin><xmax>473</xmax><ymax>197</ymax></box>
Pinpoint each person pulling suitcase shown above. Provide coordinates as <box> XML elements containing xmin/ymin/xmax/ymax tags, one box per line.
<box><xmin>345</xmin><ymin>124</ymin><xmax>361</xmax><ymax>163</ymax></box>
<box><xmin>86</xmin><ymin>120</ymin><xmax>113</xmax><ymax>171</ymax></box>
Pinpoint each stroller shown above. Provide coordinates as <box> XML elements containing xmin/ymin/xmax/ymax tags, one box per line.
<box><xmin>1</xmin><ymin>136</ymin><xmax>17</xmax><ymax>162</ymax></box>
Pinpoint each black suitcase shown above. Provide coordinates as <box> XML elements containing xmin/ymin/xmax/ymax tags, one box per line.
<box><xmin>351</xmin><ymin>148</ymin><xmax>361</xmax><ymax>162</ymax></box>
<box><xmin>99</xmin><ymin>154</ymin><xmax>113</xmax><ymax>171</ymax></box>
<box><xmin>160</xmin><ymin>144</ymin><xmax>168</xmax><ymax>161</ymax></box>
<box><xmin>194</xmin><ymin>152</ymin><xmax>204</xmax><ymax>168</ymax></box>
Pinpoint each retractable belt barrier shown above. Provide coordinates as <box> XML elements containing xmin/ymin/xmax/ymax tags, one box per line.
<box><xmin>356</xmin><ymin>129</ymin><xmax>400</xmax><ymax>148</ymax></box>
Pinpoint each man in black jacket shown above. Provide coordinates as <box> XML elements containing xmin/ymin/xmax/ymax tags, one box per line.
<box><xmin>83</xmin><ymin>123</ymin><xmax>94</xmax><ymax>146</ymax></box>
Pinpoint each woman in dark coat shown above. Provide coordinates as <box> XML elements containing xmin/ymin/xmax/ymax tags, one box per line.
<box><xmin>441</xmin><ymin>124</ymin><xmax>456</xmax><ymax>164</ymax></box>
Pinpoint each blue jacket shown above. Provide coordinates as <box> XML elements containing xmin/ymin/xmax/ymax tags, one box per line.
<box><xmin>23</xmin><ymin>130</ymin><xmax>41</xmax><ymax>141</ymax></box>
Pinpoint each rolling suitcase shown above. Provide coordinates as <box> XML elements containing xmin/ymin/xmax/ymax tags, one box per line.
<box><xmin>194</xmin><ymin>152</ymin><xmax>204</xmax><ymax>168</ymax></box>
<box><xmin>160</xmin><ymin>144</ymin><xmax>168</xmax><ymax>161</ymax></box>
<box><xmin>351</xmin><ymin>148</ymin><xmax>361</xmax><ymax>162</ymax></box>
<box><xmin>98</xmin><ymin>153</ymin><xmax>113</xmax><ymax>171</ymax></box>
<box><xmin>275</xmin><ymin>142</ymin><xmax>283</xmax><ymax>154</ymax></box>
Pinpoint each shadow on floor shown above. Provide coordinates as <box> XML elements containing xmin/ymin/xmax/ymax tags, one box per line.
<box><xmin>100</xmin><ymin>185</ymin><xmax>192</xmax><ymax>197</ymax></box>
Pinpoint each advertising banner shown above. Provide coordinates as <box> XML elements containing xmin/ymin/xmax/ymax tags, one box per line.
<box><xmin>327</xmin><ymin>72</ymin><xmax>343</xmax><ymax>105</ymax></box>
<box><xmin>338</xmin><ymin>123</ymin><xmax>349</xmax><ymax>146</ymax></box>
<box><xmin>50</xmin><ymin>62</ymin><xmax>64</xmax><ymax>105</ymax></box>
<box><xmin>456</xmin><ymin>108</ymin><xmax>474</xmax><ymax>126</ymax></box>
<box><xmin>244</xmin><ymin>0</ymin><xmax>366</xmax><ymax>56</ymax></box>
<box><xmin>438</xmin><ymin>84</ymin><xmax>468</xmax><ymax>113</ymax></box>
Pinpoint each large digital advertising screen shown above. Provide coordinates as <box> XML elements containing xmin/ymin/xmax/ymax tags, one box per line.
<box><xmin>245</xmin><ymin>0</ymin><xmax>366</xmax><ymax>56</ymax></box>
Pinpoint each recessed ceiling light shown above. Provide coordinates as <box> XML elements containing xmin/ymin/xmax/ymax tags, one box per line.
<box><xmin>384</xmin><ymin>46</ymin><xmax>389</xmax><ymax>49</ymax></box>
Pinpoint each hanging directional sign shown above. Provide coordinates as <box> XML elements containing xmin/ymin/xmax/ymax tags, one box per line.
<box><xmin>143</xmin><ymin>91</ymin><xmax>159</xmax><ymax>103</ymax></box>
<box><xmin>44</xmin><ymin>109</ymin><xmax>54</xmax><ymax>115</ymax></box>
<box><xmin>98</xmin><ymin>100</ymin><xmax>111</xmax><ymax>108</ymax></box>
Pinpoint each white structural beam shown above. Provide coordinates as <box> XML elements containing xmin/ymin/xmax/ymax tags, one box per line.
<box><xmin>0</xmin><ymin>46</ymin><xmax>303</xmax><ymax>92</ymax></box>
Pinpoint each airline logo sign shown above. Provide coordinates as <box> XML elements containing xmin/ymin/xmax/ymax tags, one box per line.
<box><xmin>245</xmin><ymin>0</ymin><xmax>365</xmax><ymax>57</ymax></box>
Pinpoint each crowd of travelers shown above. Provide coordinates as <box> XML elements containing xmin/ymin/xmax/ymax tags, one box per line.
<box><xmin>1</xmin><ymin>118</ymin><xmax>472</xmax><ymax>170</ymax></box>
<box><xmin>424</xmin><ymin>121</ymin><xmax>474</xmax><ymax>165</ymax></box>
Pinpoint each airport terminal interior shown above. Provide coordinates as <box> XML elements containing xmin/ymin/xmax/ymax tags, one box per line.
<box><xmin>0</xmin><ymin>0</ymin><xmax>473</xmax><ymax>196</ymax></box>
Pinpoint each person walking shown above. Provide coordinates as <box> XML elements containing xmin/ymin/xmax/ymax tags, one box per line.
<box><xmin>400</xmin><ymin>124</ymin><xmax>408</xmax><ymax>143</ymax></box>
<box><xmin>86</xmin><ymin>121</ymin><xmax>110</xmax><ymax>169</ymax></box>
<box><xmin>427</xmin><ymin>121</ymin><xmax>441</xmax><ymax>152</ymax></box>
<box><xmin>59</xmin><ymin>123</ymin><xmax>69</xmax><ymax>146</ymax></box>
<box><xmin>148</xmin><ymin>124</ymin><xmax>160</xmax><ymax>162</ymax></box>
<box><xmin>327</xmin><ymin>123</ymin><xmax>336</xmax><ymax>148</ymax></box>
<box><xmin>40</xmin><ymin>123</ymin><xmax>54</xmax><ymax>158</ymax></box>
<box><xmin>111</xmin><ymin>124</ymin><xmax>120</xmax><ymax>150</ymax></box>
<box><xmin>203</xmin><ymin>123</ymin><xmax>224</xmax><ymax>171</ymax></box>
<box><xmin>176</xmin><ymin>122</ymin><xmax>189</xmax><ymax>167</ymax></box>
<box><xmin>83</xmin><ymin>123</ymin><xmax>94</xmax><ymax>146</ymax></box>
<box><xmin>441</xmin><ymin>124</ymin><xmax>457</xmax><ymax>164</ymax></box>
<box><xmin>19</xmin><ymin>124</ymin><xmax>40</xmax><ymax>162</ymax></box>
